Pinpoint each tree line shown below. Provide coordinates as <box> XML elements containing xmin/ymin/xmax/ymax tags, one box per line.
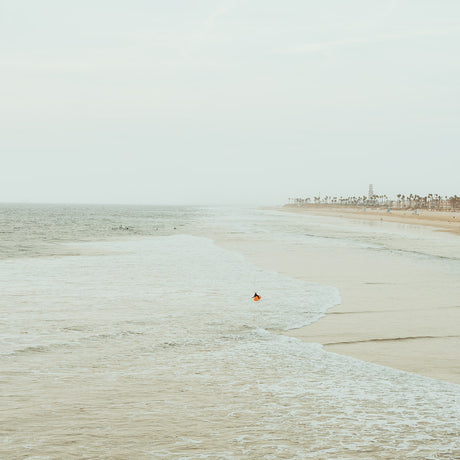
<box><xmin>288</xmin><ymin>194</ymin><xmax>460</xmax><ymax>211</ymax></box>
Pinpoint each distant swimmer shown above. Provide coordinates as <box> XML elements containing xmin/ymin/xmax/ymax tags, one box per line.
<box><xmin>252</xmin><ymin>292</ymin><xmax>261</xmax><ymax>301</ymax></box>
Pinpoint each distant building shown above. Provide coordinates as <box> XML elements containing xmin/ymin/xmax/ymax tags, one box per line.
<box><xmin>368</xmin><ymin>184</ymin><xmax>374</xmax><ymax>200</ymax></box>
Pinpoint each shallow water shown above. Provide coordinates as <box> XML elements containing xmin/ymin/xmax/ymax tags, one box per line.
<box><xmin>1</xmin><ymin>205</ymin><xmax>459</xmax><ymax>459</ymax></box>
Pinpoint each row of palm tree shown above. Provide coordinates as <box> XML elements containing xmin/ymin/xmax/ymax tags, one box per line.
<box><xmin>395</xmin><ymin>194</ymin><xmax>460</xmax><ymax>210</ymax></box>
<box><xmin>288</xmin><ymin>194</ymin><xmax>460</xmax><ymax>210</ymax></box>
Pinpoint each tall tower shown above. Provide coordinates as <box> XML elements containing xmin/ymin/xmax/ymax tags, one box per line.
<box><xmin>368</xmin><ymin>184</ymin><xmax>374</xmax><ymax>200</ymax></box>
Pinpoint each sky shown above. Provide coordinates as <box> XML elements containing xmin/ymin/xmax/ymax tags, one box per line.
<box><xmin>1</xmin><ymin>0</ymin><xmax>459</xmax><ymax>205</ymax></box>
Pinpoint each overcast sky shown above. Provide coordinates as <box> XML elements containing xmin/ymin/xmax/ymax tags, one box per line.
<box><xmin>1</xmin><ymin>0</ymin><xmax>459</xmax><ymax>205</ymax></box>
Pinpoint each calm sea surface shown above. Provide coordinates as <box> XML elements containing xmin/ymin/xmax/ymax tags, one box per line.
<box><xmin>1</xmin><ymin>204</ymin><xmax>459</xmax><ymax>459</ymax></box>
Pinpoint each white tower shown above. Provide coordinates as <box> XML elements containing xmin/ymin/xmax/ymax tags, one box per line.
<box><xmin>368</xmin><ymin>184</ymin><xmax>374</xmax><ymax>200</ymax></box>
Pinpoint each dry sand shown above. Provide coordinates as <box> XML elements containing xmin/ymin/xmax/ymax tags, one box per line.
<box><xmin>215</xmin><ymin>207</ymin><xmax>460</xmax><ymax>385</ymax></box>
<box><xmin>282</xmin><ymin>205</ymin><xmax>460</xmax><ymax>235</ymax></box>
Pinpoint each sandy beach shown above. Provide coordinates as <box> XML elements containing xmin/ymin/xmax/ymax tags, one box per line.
<box><xmin>215</xmin><ymin>206</ymin><xmax>460</xmax><ymax>385</ymax></box>
<box><xmin>282</xmin><ymin>204</ymin><xmax>460</xmax><ymax>235</ymax></box>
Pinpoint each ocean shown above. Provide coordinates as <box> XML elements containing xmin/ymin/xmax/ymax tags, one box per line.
<box><xmin>1</xmin><ymin>204</ymin><xmax>459</xmax><ymax>459</ymax></box>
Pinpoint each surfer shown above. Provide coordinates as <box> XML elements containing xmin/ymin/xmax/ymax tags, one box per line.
<box><xmin>252</xmin><ymin>292</ymin><xmax>261</xmax><ymax>301</ymax></box>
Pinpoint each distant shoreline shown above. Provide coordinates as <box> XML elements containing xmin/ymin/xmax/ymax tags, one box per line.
<box><xmin>280</xmin><ymin>204</ymin><xmax>460</xmax><ymax>235</ymax></box>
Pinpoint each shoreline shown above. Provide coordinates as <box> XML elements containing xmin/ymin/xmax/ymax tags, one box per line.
<box><xmin>213</xmin><ymin>208</ymin><xmax>460</xmax><ymax>385</ymax></box>
<box><xmin>279</xmin><ymin>204</ymin><xmax>460</xmax><ymax>235</ymax></box>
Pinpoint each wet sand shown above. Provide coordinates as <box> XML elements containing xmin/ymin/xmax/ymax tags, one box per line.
<box><xmin>215</xmin><ymin>210</ymin><xmax>460</xmax><ymax>385</ymax></box>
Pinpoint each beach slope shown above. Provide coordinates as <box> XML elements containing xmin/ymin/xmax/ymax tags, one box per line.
<box><xmin>215</xmin><ymin>207</ymin><xmax>460</xmax><ymax>385</ymax></box>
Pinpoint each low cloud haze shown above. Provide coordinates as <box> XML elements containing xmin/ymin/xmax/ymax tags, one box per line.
<box><xmin>1</xmin><ymin>0</ymin><xmax>459</xmax><ymax>205</ymax></box>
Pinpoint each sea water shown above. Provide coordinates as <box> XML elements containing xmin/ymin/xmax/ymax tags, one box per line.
<box><xmin>0</xmin><ymin>204</ymin><xmax>459</xmax><ymax>459</ymax></box>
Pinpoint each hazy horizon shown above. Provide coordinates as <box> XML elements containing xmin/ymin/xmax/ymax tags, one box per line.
<box><xmin>1</xmin><ymin>187</ymin><xmax>458</xmax><ymax>208</ymax></box>
<box><xmin>1</xmin><ymin>1</ymin><xmax>459</xmax><ymax>205</ymax></box>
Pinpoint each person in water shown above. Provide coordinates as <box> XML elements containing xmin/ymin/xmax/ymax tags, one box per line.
<box><xmin>253</xmin><ymin>292</ymin><xmax>261</xmax><ymax>301</ymax></box>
